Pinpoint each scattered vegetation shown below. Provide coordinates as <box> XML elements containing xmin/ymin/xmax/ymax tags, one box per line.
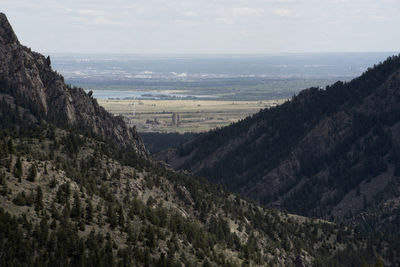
<box><xmin>0</xmin><ymin>121</ymin><xmax>392</xmax><ymax>265</ymax></box>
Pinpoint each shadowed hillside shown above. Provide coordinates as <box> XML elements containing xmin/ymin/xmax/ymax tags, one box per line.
<box><xmin>158</xmin><ymin>55</ymin><xmax>400</xmax><ymax>235</ymax></box>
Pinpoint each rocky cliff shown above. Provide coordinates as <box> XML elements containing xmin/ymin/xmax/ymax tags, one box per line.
<box><xmin>0</xmin><ymin>13</ymin><xmax>147</xmax><ymax>155</ymax></box>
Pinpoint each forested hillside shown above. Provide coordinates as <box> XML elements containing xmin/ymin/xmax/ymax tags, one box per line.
<box><xmin>4</xmin><ymin>121</ymin><xmax>392</xmax><ymax>266</ymax></box>
<box><xmin>140</xmin><ymin>132</ymin><xmax>198</xmax><ymax>153</ymax></box>
<box><xmin>158</xmin><ymin>55</ymin><xmax>400</xmax><ymax>247</ymax></box>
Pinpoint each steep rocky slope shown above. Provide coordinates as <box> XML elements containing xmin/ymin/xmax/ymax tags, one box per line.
<box><xmin>0</xmin><ymin>13</ymin><xmax>146</xmax><ymax>155</ymax></box>
<box><xmin>158</xmin><ymin>55</ymin><xmax>400</xmax><ymax>228</ymax></box>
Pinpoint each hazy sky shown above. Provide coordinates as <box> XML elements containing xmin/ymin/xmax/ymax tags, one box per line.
<box><xmin>2</xmin><ymin>0</ymin><xmax>400</xmax><ymax>54</ymax></box>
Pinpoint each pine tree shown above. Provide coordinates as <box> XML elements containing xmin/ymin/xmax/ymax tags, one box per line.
<box><xmin>107</xmin><ymin>203</ymin><xmax>118</xmax><ymax>229</ymax></box>
<box><xmin>0</xmin><ymin>171</ymin><xmax>4</xmax><ymax>185</ymax></box>
<box><xmin>86</xmin><ymin>200</ymin><xmax>93</xmax><ymax>223</ymax></box>
<box><xmin>39</xmin><ymin>217</ymin><xmax>49</xmax><ymax>246</ymax></box>
<box><xmin>7</xmin><ymin>139</ymin><xmax>14</xmax><ymax>154</ymax></box>
<box><xmin>71</xmin><ymin>191</ymin><xmax>82</xmax><ymax>220</ymax></box>
<box><xmin>62</xmin><ymin>200</ymin><xmax>71</xmax><ymax>224</ymax></box>
<box><xmin>14</xmin><ymin>157</ymin><xmax>22</xmax><ymax>182</ymax></box>
<box><xmin>35</xmin><ymin>186</ymin><xmax>43</xmax><ymax>211</ymax></box>
<box><xmin>46</xmin><ymin>55</ymin><xmax>51</xmax><ymax>66</ymax></box>
<box><xmin>28</xmin><ymin>164</ymin><xmax>37</xmax><ymax>182</ymax></box>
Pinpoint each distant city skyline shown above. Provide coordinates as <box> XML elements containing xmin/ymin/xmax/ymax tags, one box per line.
<box><xmin>2</xmin><ymin>0</ymin><xmax>400</xmax><ymax>54</ymax></box>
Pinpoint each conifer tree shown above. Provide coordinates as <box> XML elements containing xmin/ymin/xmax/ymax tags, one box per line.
<box><xmin>14</xmin><ymin>157</ymin><xmax>22</xmax><ymax>182</ymax></box>
<box><xmin>28</xmin><ymin>164</ymin><xmax>37</xmax><ymax>182</ymax></box>
<box><xmin>35</xmin><ymin>186</ymin><xmax>43</xmax><ymax>211</ymax></box>
<box><xmin>71</xmin><ymin>191</ymin><xmax>82</xmax><ymax>220</ymax></box>
<box><xmin>7</xmin><ymin>139</ymin><xmax>14</xmax><ymax>154</ymax></box>
<box><xmin>86</xmin><ymin>200</ymin><xmax>93</xmax><ymax>223</ymax></box>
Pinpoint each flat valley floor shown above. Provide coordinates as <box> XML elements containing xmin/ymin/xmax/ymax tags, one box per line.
<box><xmin>98</xmin><ymin>99</ymin><xmax>286</xmax><ymax>133</ymax></box>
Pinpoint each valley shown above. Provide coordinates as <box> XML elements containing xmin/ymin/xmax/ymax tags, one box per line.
<box><xmin>98</xmin><ymin>99</ymin><xmax>285</xmax><ymax>133</ymax></box>
<box><xmin>0</xmin><ymin>10</ymin><xmax>398</xmax><ymax>267</ymax></box>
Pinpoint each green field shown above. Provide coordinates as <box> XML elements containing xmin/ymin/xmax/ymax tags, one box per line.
<box><xmin>98</xmin><ymin>99</ymin><xmax>286</xmax><ymax>133</ymax></box>
<box><xmin>79</xmin><ymin>77</ymin><xmax>341</xmax><ymax>101</ymax></box>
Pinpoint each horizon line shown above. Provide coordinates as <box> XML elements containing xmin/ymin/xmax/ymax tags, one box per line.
<box><xmin>46</xmin><ymin>51</ymin><xmax>399</xmax><ymax>55</ymax></box>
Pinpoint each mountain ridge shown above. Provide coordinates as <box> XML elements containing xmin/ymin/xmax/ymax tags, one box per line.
<box><xmin>0</xmin><ymin>12</ymin><xmax>147</xmax><ymax>156</ymax></box>
<box><xmin>157</xmin><ymin>55</ymin><xmax>400</xmax><ymax>227</ymax></box>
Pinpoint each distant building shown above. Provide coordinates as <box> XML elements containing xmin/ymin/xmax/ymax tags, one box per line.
<box><xmin>146</xmin><ymin>117</ymin><xmax>160</xmax><ymax>125</ymax></box>
<box><xmin>172</xmin><ymin>112</ymin><xmax>180</xmax><ymax>126</ymax></box>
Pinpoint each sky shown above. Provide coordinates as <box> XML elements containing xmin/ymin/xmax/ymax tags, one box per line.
<box><xmin>2</xmin><ymin>0</ymin><xmax>400</xmax><ymax>54</ymax></box>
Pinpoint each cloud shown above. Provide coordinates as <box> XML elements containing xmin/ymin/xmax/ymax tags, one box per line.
<box><xmin>182</xmin><ymin>11</ymin><xmax>198</xmax><ymax>17</ymax></box>
<box><xmin>215</xmin><ymin>17</ymin><xmax>234</xmax><ymax>24</ymax></box>
<box><xmin>367</xmin><ymin>15</ymin><xmax>390</xmax><ymax>21</ymax></box>
<box><xmin>70</xmin><ymin>15</ymin><xmax>123</xmax><ymax>26</ymax></box>
<box><xmin>76</xmin><ymin>9</ymin><xmax>104</xmax><ymax>16</ymax></box>
<box><xmin>89</xmin><ymin>17</ymin><xmax>123</xmax><ymax>25</ymax></box>
<box><xmin>66</xmin><ymin>8</ymin><xmax>122</xmax><ymax>26</ymax></box>
<box><xmin>232</xmin><ymin>7</ymin><xmax>263</xmax><ymax>16</ymax></box>
<box><xmin>273</xmin><ymin>8</ymin><xmax>292</xmax><ymax>16</ymax></box>
<box><xmin>3</xmin><ymin>0</ymin><xmax>399</xmax><ymax>53</ymax></box>
<box><xmin>262</xmin><ymin>0</ymin><xmax>296</xmax><ymax>2</ymax></box>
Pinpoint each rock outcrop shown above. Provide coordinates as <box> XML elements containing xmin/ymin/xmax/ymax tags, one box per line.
<box><xmin>0</xmin><ymin>13</ymin><xmax>147</xmax><ymax>156</ymax></box>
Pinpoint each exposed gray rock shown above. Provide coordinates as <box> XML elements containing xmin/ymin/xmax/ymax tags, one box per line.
<box><xmin>0</xmin><ymin>13</ymin><xmax>148</xmax><ymax>156</ymax></box>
